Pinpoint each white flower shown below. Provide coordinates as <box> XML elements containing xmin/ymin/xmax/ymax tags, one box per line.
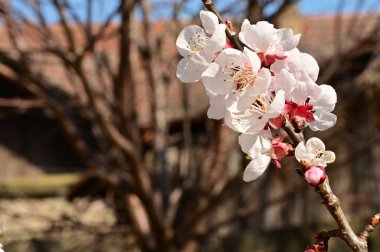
<box><xmin>270</xmin><ymin>69</ymin><xmax>297</xmax><ymax>96</ymax></box>
<box><xmin>225</xmin><ymin>89</ymin><xmax>286</xmax><ymax>134</ymax></box>
<box><xmin>285</xmin><ymin>71</ymin><xmax>337</xmax><ymax>131</ymax></box>
<box><xmin>287</xmin><ymin>71</ymin><xmax>321</xmax><ymax>103</ymax></box>
<box><xmin>239</xmin><ymin>20</ymin><xmax>300</xmax><ymax>61</ymax></box>
<box><xmin>271</xmin><ymin>48</ymin><xmax>319</xmax><ymax>82</ymax></box>
<box><xmin>295</xmin><ymin>137</ymin><xmax>335</xmax><ymax>167</ymax></box>
<box><xmin>308</xmin><ymin>84</ymin><xmax>337</xmax><ymax>131</ymax></box>
<box><xmin>200</xmin><ymin>10</ymin><xmax>218</xmax><ymax>34</ymax></box>
<box><xmin>239</xmin><ymin>130</ymin><xmax>293</xmax><ymax>181</ymax></box>
<box><xmin>202</xmin><ymin>47</ymin><xmax>271</xmax><ymax>113</ymax></box>
<box><xmin>176</xmin><ymin>11</ymin><xmax>226</xmax><ymax>83</ymax></box>
<box><xmin>239</xmin><ymin>130</ymin><xmax>272</xmax><ymax>182</ymax></box>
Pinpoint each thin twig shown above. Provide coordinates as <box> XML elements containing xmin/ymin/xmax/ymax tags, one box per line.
<box><xmin>359</xmin><ymin>213</ymin><xmax>380</xmax><ymax>241</ymax></box>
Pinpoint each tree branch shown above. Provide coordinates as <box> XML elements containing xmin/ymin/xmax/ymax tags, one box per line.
<box><xmin>359</xmin><ymin>213</ymin><xmax>380</xmax><ymax>241</ymax></box>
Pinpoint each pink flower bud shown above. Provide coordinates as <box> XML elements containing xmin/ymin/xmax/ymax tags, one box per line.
<box><xmin>304</xmin><ymin>166</ymin><xmax>326</xmax><ymax>187</ymax></box>
<box><xmin>304</xmin><ymin>246</ymin><xmax>316</xmax><ymax>252</ymax></box>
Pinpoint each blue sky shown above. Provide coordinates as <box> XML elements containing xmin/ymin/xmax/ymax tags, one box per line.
<box><xmin>10</xmin><ymin>0</ymin><xmax>380</xmax><ymax>24</ymax></box>
<box><xmin>300</xmin><ymin>0</ymin><xmax>380</xmax><ymax>15</ymax></box>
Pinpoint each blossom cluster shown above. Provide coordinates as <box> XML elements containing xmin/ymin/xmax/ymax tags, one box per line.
<box><xmin>176</xmin><ymin>11</ymin><xmax>337</xmax><ymax>185</ymax></box>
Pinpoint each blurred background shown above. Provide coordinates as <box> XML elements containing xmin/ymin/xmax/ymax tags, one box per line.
<box><xmin>0</xmin><ymin>0</ymin><xmax>379</xmax><ymax>251</ymax></box>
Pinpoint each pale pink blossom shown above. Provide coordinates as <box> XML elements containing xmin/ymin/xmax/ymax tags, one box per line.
<box><xmin>239</xmin><ymin>131</ymin><xmax>293</xmax><ymax>181</ymax></box>
<box><xmin>176</xmin><ymin>11</ymin><xmax>226</xmax><ymax>83</ymax></box>
<box><xmin>225</xmin><ymin>89</ymin><xmax>286</xmax><ymax>135</ymax></box>
<box><xmin>295</xmin><ymin>137</ymin><xmax>335</xmax><ymax>167</ymax></box>
<box><xmin>271</xmin><ymin>48</ymin><xmax>319</xmax><ymax>82</ymax></box>
<box><xmin>239</xmin><ymin>20</ymin><xmax>300</xmax><ymax>67</ymax></box>
<box><xmin>286</xmin><ymin>72</ymin><xmax>337</xmax><ymax>131</ymax></box>
<box><xmin>202</xmin><ymin>47</ymin><xmax>271</xmax><ymax>113</ymax></box>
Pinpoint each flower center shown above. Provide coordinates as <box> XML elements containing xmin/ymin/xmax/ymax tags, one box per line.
<box><xmin>251</xmin><ymin>92</ymin><xmax>274</xmax><ymax>116</ymax></box>
<box><xmin>222</xmin><ymin>62</ymin><xmax>255</xmax><ymax>92</ymax></box>
<box><xmin>315</xmin><ymin>149</ymin><xmax>324</xmax><ymax>158</ymax></box>
<box><xmin>187</xmin><ymin>32</ymin><xmax>209</xmax><ymax>52</ymax></box>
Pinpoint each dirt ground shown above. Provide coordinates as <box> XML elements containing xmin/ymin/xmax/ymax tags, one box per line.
<box><xmin>0</xmin><ymin>197</ymin><xmax>139</xmax><ymax>252</ymax></box>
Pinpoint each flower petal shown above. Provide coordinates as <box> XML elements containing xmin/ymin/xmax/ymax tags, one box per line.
<box><xmin>207</xmin><ymin>93</ymin><xmax>227</xmax><ymax>120</ymax></box>
<box><xmin>202</xmin><ymin>62</ymin><xmax>231</xmax><ymax>95</ymax></box>
<box><xmin>225</xmin><ymin>110</ymin><xmax>265</xmax><ymax>135</ymax></box>
<box><xmin>225</xmin><ymin>87</ymin><xmax>255</xmax><ymax>113</ymax></box>
<box><xmin>278</xmin><ymin>28</ymin><xmax>300</xmax><ymax>51</ymax></box>
<box><xmin>203</xmin><ymin>24</ymin><xmax>226</xmax><ymax>58</ymax></box>
<box><xmin>254</xmin><ymin>68</ymin><xmax>272</xmax><ymax>94</ymax></box>
<box><xmin>176</xmin><ymin>57</ymin><xmax>202</xmax><ymax>83</ymax></box>
<box><xmin>271</xmin><ymin>69</ymin><xmax>296</xmax><ymax>96</ymax></box>
<box><xmin>244</xmin><ymin>47</ymin><xmax>261</xmax><ymax>73</ymax></box>
<box><xmin>323</xmin><ymin>150</ymin><xmax>336</xmax><ymax>164</ymax></box>
<box><xmin>271</xmin><ymin>48</ymin><xmax>302</xmax><ymax>74</ymax></box>
<box><xmin>176</xmin><ymin>25</ymin><xmax>205</xmax><ymax>57</ymax></box>
<box><xmin>238</xmin><ymin>131</ymin><xmax>271</xmax><ymax>156</ymax></box>
<box><xmin>312</xmin><ymin>84</ymin><xmax>337</xmax><ymax>113</ymax></box>
<box><xmin>306</xmin><ymin>137</ymin><xmax>326</xmax><ymax>154</ymax></box>
<box><xmin>290</xmin><ymin>71</ymin><xmax>321</xmax><ymax>104</ymax></box>
<box><xmin>239</xmin><ymin>21</ymin><xmax>276</xmax><ymax>52</ymax></box>
<box><xmin>309</xmin><ymin>110</ymin><xmax>337</xmax><ymax>131</ymax></box>
<box><xmin>200</xmin><ymin>10</ymin><xmax>218</xmax><ymax>34</ymax></box>
<box><xmin>295</xmin><ymin>142</ymin><xmax>315</xmax><ymax>162</ymax></box>
<box><xmin>266</xmin><ymin>90</ymin><xmax>285</xmax><ymax>118</ymax></box>
<box><xmin>243</xmin><ymin>154</ymin><xmax>271</xmax><ymax>182</ymax></box>
<box><xmin>301</xmin><ymin>53</ymin><xmax>319</xmax><ymax>82</ymax></box>
<box><xmin>238</xmin><ymin>133</ymin><xmax>261</xmax><ymax>155</ymax></box>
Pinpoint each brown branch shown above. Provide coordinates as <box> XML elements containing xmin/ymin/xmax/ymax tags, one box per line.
<box><xmin>266</xmin><ymin>0</ymin><xmax>298</xmax><ymax>24</ymax></box>
<box><xmin>140</xmin><ymin>0</ymin><xmax>169</xmax><ymax>213</ymax></box>
<box><xmin>247</xmin><ymin>0</ymin><xmax>262</xmax><ymax>22</ymax></box>
<box><xmin>113</xmin><ymin>0</ymin><xmax>142</xmax><ymax>152</ymax></box>
<box><xmin>315</xmin><ymin>177</ymin><xmax>367</xmax><ymax>251</ymax></box>
<box><xmin>0</xmin><ymin>98</ymin><xmax>45</xmax><ymax>109</ymax></box>
<box><xmin>359</xmin><ymin>213</ymin><xmax>380</xmax><ymax>241</ymax></box>
<box><xmin>0</xmin><ymin>0</ymin><xmax>28</xmax><ymax>54</ymax></box>
<box><xmin>52</xmin><ymin>0</ymin><xmax>76</xmax><ymax>53</ymax></box>
<box><xmin>281</xmin><ymin>116</ymin><xmax>304</xmax><ymax>145</ymax></box>
<box><xmin>70</xmin><ymin>47</ymin><xmax>169</xmax><ymax>251</ymax></box>
<box><xmin>283</xmin><ymin>117</ymin><xmax>368</xmax><ymax>251</ymax></box>
<box><xmin>306</xmin><ymin>229</ymin><xmax>341</xmax><ymax>252</ymax></box>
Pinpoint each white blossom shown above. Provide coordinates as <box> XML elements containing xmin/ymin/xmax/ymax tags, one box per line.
<box><xmin>202</xmin><ymin>47</ymin><xmax>271</xmax><ymax>113</ymax></box>
<box><xmin>224</xmin><ymin>89</ymin><xmax>286</xmax><ymax>135</ymax></box>
<box><xmin>271</xmin><ymin>48</ymin><xmax>319</xmax><ymax>82</ymax></box>
<box><xmin>283</xmin><ymin>71</ymin><xmax>337</xmax><ymax>131</ymax></box>
<box><xmin>176</xmin><ymin>11</ymin><xmax>226</xmax><ymax>83</ymax></box>
<box><xmin>239</xmin><ymin>20</ymin><xmax>300</xmax><ymax>59</ymax></box>
<box><xmin>308</xmin><ymin>84</ymin><xmax>337</xmax><ymax>131</ymax></box>
<box><xmin>239</xmin><ymin>130</ymin><xmax>272</xmax><ymax>182</ymax></box>
<box><xmin>206</xmin><ymin>92</ymin><xmax>227</xmax><ymax>120</ymax></box>
<box><xmin>175</xmin><ymin>12</ymin><xmax>339</xmax><ymax>184</ymax></box>
<box><xmin>295</xmin><ymin>137</ymin><xmax>335</xmax><ymax>167</ymax></box>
